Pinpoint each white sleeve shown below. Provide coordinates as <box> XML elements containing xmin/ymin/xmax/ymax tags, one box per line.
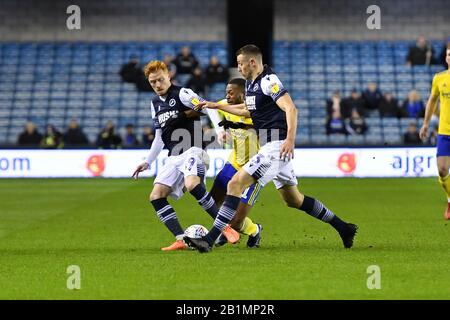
<box><xmin>145</xmin><ymin>129</ymin><xmax>164</xmax><ymax>166</ymax></box>
<box><xmin>260</xmin><ymin>74</ymin><xmax>288</xmax><ymax>102</ymax></box>
<box><xmin>205</xmin><ymin>108</ymin><xmax>224</xmax><ymax>135</ymax></box>
<box><xmin>179</xmin><ymin>87</ymin><xmax>205</xmax><ymax>109</ymax></box>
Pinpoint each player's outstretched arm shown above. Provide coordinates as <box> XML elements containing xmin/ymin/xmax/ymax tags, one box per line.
<box><xmin>276</xmin><ymin>93</ymin><xmax>297</xmax><ymax>161</ymax></box>
<box><xmin>197</xmin><ymin>101</ymin><xmax>251</xmax><ymax>117</ymax></box>
<box><xmin>132</xmin><ymin>129</ymin><xmax>164</xmax><ymax>180</ymax></box>
<box><xmin>420</xmin><ymin>94</ymin><xmax>439</xmax><ymax>140</ymax></box>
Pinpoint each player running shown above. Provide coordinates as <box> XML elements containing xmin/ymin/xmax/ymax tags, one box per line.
<box><xmin>211</xmin><ymin>78</ymin><xmax>262</xmax><ymax>248</ymax></box>
<box><xmin>420</xmin><ymin>43</ymin><xmax>450</xmax><ymax>220</ymax></box>
<box><xmin>185</xmin><ymin>45</ymin><xmax>358</xmax><ymax>253</ymax></box>
<box><xmin>131</xmin><ymin>60</ymin><xmax>239</xmax><ymax>251</ymax></box>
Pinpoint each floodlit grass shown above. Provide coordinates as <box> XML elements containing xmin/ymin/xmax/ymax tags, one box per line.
<box><xmin>0</xmin><ymin>178</ymin><xmax>448</xmax><ymax>299</ymax></box>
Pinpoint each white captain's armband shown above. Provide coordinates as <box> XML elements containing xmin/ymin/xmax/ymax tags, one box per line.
<box><xmin>261</xmin><ymin>74</ymin><xmax>287</xmax><ymax>101</ymax></box>
<box><xmin>179</xmin><ymin>87</ymin><xmax>205</xmax><ymax>109</ymax></box>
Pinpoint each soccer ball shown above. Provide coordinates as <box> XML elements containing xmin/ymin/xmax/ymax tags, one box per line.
<box><xmin>183</xmin><ymin>224</ymin><xmax>208</xmax><ymax>249</ymax></box>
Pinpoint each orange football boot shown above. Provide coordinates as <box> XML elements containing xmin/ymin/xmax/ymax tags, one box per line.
<box><xmin>161</xmin><ymin>240</ymin><xmax>186</xmax><ymax>251</ymax></box>
<box><xmin>221</xmin><ymin>225</ymin><xmax>240</xmax><ymax>244</ymax></box>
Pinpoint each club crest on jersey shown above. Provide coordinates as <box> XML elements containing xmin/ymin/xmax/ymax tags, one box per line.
<box><xmin>169</xmin><ymin>99</ymin><xmax>176</xmax><ymax>107</ymax></box>
<box><xmin>253</xmin><ymin>83</ymin><xmax>259</xmax><ymax>91</ymax></box>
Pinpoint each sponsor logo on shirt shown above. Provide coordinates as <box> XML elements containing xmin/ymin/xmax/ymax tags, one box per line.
<box><xmin>270</xmin><ymin>83</ymin><xmax>280</xmax><ymax>94</ymax></box>
<box><xmin>158</xmin><ymin>110</ymin><xmax>178</xmax><ymax>126</ymax></box>
<box><xmin>246</xmin><ymin>96</ymin><xmax>256</xmax><ymax>110</ymax></box>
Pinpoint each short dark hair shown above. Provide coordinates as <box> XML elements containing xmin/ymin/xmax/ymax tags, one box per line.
<box><xmin>228</xmin><ymin>78</ymin><xmax>246</xmax><ymax>91</ymax></box>
<box><xmin>447</xmin><ymin>42</ymin><xmax>450</xmax><ymax>50</ymax></box>
<box><xmin>236</xmin><ymin>44</ymin><xmax>262</xmax><ymax>58</ymax></box>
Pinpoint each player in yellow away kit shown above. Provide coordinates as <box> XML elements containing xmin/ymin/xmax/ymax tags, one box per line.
<box><xmin>420</xmin><ymin>43</ymin><xmax>450</xmax><ymax>219</ymax></box>
<box><xmin>210</xmin><ymin>78</ymin><xmax>263</xmax><ymax>247</ymax></box>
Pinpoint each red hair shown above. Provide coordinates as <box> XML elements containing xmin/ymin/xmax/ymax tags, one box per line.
<box><xmin>144</xmin><ymin>60</ymin><xmax>168</xmax><ymax>78</ymax></box>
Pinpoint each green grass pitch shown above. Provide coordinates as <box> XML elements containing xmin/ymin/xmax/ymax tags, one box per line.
<box><xmin>0</xmin><ymin>177</ymin><xmax>448</xmax><ymax>299</ymax></box>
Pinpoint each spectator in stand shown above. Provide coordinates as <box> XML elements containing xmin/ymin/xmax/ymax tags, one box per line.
<box><xmin>378</xmin><ymin>92</ymin><xmax>406</xmax><ymax>118</ymax></box>
<box><xmin>326</xmin><ymin>91</ymin><xmax>343</xmax><ymax>118</ymax></box>
<box><xmin>439</xmin><ymin>38</ymin><xmax>450</xmax><ymax>69</ymax></box>
<box><xmin>135</xmin><ymin>70</ymin><xmax>153</xmax><ymax>92</ymax></box>
<box><xmin>40</xmin><ymin>124</ymin><xmax>63</xmax><ymax>149</ymax></box>
<box><xmin>96</xmin><ymin>121</ymin><xmax>122</xmax><ymax>149</ymax></box>
<box><xmin>362</xmin><ymin>82</ymin><xmax>382</xmax><ymax>111</ymax></box>
<box><xmin>141</xmin><ymin>125</ymin><xmax>154</xmax><ymax>147</ymax></box>
<box><xmin>163</xmin><ymin>54</ymin><xmax>177</xmax><ymax>82</ymax></box>
<box><xmin>326</xmin><ymin>109</ymin><xmax>348</xmax><ymax>135</ymax></box>
<box><xmin>17</xmin><ymin>122</ymin><xmax>42</xmax><ymax>147</ymax></box>
<box><xmin>119</xmin><ymin>55</ymin><xmax>142</xmax><ymax>83</ymax></box>
<box><xmin>205</xmin><ymin>56</ymin><xmax>229</xmax><ymax>85</ymax></box>
<box><xmin>342</xmin><ymin>89</ymin><xmax>366</xmax><ymax>118</ymax></box>
<box><xmin>185</xmin><ymin>67</ymin><xmax>207</xmax><ymax>96</ymax></box>
<box><xmin>346</xmin><ymin>109</ymin><xmax>368</xmax><ymax>135</ymax></box>
<box><xmin>406</xmin><ymin>36</ymin><xmax>435</xmax><ymax>66</ymax></box>
<box><xmin>173</xmin><ymin>46</ymin><xmax>199</xmax><ymax>75</ymax></box>
<box><xmin>428</xmin><ymin>125</ymin><xmax>439</xmax><ymax>146</ymax></box>
<box><xmin>402</xmin><ymin>90</ymin><xmax>425</xmax><ymax>118</ymax></box>
<box><xmin>63</xmin><ymin>119</ymin><xmax>88</xmax><ymax>147</ymax></box>
<box><xmin>403</xmin><ymin>122</ymin><xmax>422</xmax><ymax>145</ymax></box>
<box><xmin>123</xmin><ymin>123</ymin><xmax>140</xmax><ymax>148</ymax></box>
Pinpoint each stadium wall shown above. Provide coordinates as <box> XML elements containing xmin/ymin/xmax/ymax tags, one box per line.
<box><xmin>0</xmin><ymin>0</ymin><xmax>226</xmax><ymax>41</ymax></box>
<box><xmin>0</xmin><ymin>148</ymin><xmax>438</xmax><ymax>178</ymax></box>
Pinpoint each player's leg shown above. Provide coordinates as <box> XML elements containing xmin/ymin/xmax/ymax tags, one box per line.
<box><xmin>183</xmin><ymin>149</ymin><xmax>240</xmax><ymax>243</ymax></box>
<box><xmin>277</xmin><ymin>184</ymin><xmax>358</xmax><ymax>248</ymax></box>
<box><xmin>182</xmin><ymin>148</ymin><xmax>219</xmax><ymax>219</ymax></box>
<box><xmin>230</xmin><ymin>183</ymin><xmax>262</xmax><ymax>248</ymax></box>
<box><xmin>216</xmin><ymin>193</ymin><xmax>261</xmax><ymax>247</ymax></box>
<box><xmin>184</xmin><ymin>168</ymin><xmax>256</xmax><ymax>252</ymax></box>
<box><xmin>212</xmin><ymin>163</ymin><xmax>261</xmax><ymax>247</ymax></box>
<box><xmin>436</xmin><ymin>155</ymin><xmax>450</xmax><ymax>219</ymax></box>
<box><xmin>185</xmin><ymin>150</ymin><xmax>269</xmax><ymax>252</ymax></box>
<box><xmin>209</xmin><ymin>162</ymin><xmax>236</xmax><ymax>207</ymax></box>
<box><xmin>150</xmin><ymin>183</ymin><xmax>186</xmax><ymax>251</ymax></box>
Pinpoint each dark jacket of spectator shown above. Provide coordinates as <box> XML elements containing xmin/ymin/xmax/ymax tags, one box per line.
<box><xmin>362</xmin><ymin>83</ymin><xmax>382</xmax><ymax>110</ymax></box>
<box><xmin>378</xmin><ymin>93</ymin><xmax>405</xmax><ymax>118</ymax></box>
<box><xmin>64</xmin><ymin>120</ymin><xmax>88</xmax><ymax>146</ymax></box>
<box><xmin>17</xmin><ymin>122</ymin><xmax>42</xmax><ymax>146</ymax></box>
<box><xmin>406</xmin><ymin>37</ymin><xmax>435</xmax><ymax>66</ymax></box>
<box><xmin>119</xmin><ymin>58</ymin><xmax>142</xmax><ymax>83</ymax></box>
<box><xmin>41</xmin><ymin>125</ymin><xmax>63</xmax><ymax>149</ymax></box>
<box><xmin>96</xmin><ymin>122</ymin><xmax>122</xmax><ymax>149</ymax></box>
<box><xmin>142</xmin><ymin>126</ymin><xmax>154</xmax><ymax>147</ymax></box>
<box><xmin>173</xmin><ymin>47</ymin><xmax>199</xmax><ymax>75</ymax></box>
<box><xmin>205</xmin><ymin>56</ymin><xmax>228</xmax><ymax>84</ymax></box>
<box><xmin>342</xmin><ymin>90</ymin><xmax>366</xmax><ymax>118</ymax></box>
<box><xmin>347</xmin><ymin>110</ymin><xmax>368</xmax><ymax>135</ymax></box>
<box><xmin>403</xmin><ymin>123</ymin><xmax>422</xmax><ymax>145</ymax></box>
<box><xmin>136</xmin><ymin>73</ymin><xmax>154</xmax><ymax>92</ymax></box>
<box><xmin>185</xmin><ymin>68</ymin><xmax>207</xmax><ymax>96</ymax></box>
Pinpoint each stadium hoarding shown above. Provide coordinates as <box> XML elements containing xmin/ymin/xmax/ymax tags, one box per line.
<box><xmin>0</xmin><ymin>147</ymin><xmax>438</xmax><ymax>178</ymax></box>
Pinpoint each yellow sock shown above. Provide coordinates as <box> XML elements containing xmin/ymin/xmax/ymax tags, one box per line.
<box><xmin>239</xmin><ymin>217</ymin><xmax>258</xmax><ymax>236</ymax></box>
<box><xmin>438</xmin><ymin>175</ymin><xmax>450</xmax><ymax>201</ymax></box>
